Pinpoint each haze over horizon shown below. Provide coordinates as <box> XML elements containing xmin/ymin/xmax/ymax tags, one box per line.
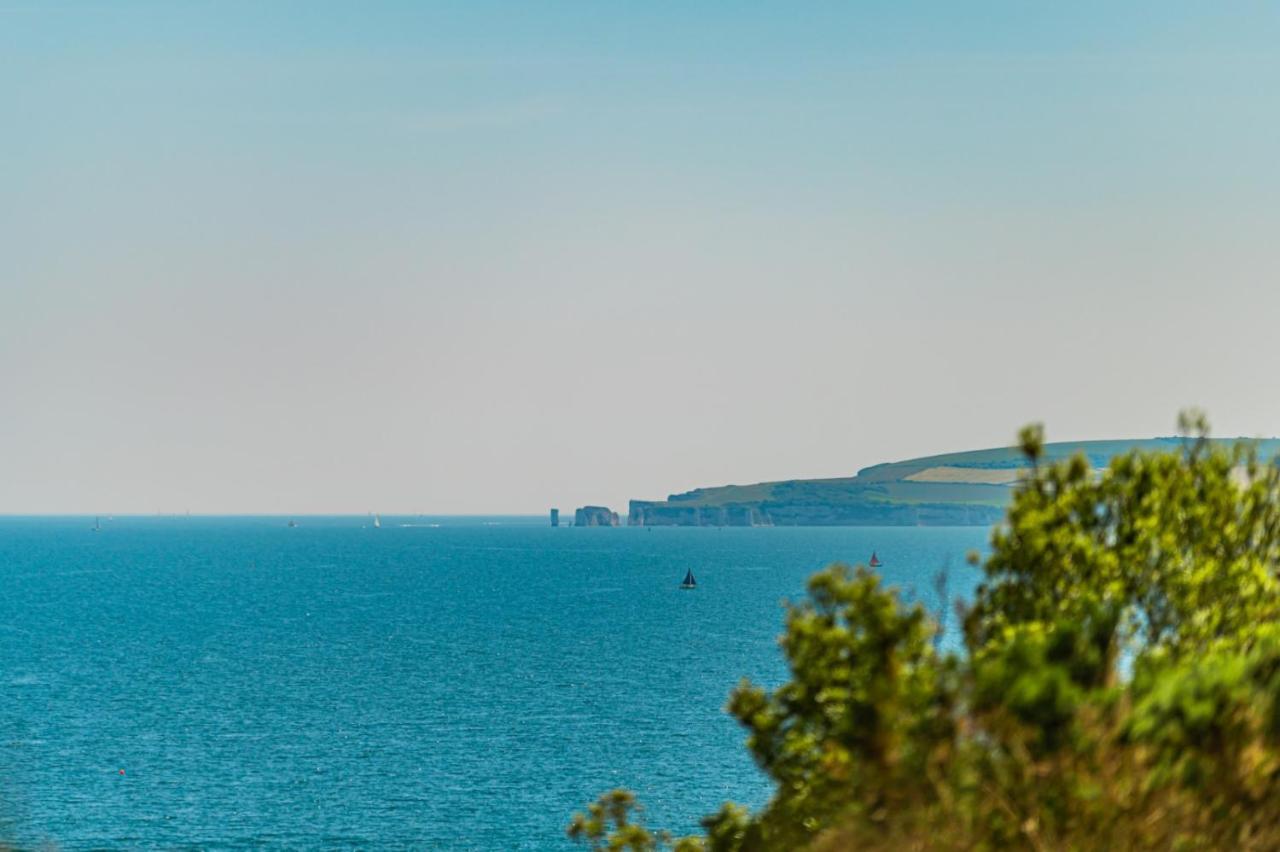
<box><xmin>4</xmin><ymin>2</ymin><xmax>1278</xmax><ymax>515</ymax></box>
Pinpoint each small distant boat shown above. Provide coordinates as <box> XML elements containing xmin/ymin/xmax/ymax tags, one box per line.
<box><xmin>373</xmin><ymin>513</ymin><xmax>382</xmax><ymax>529</ymax></box>
<box><xmin>869</xmin><ymin>551</ymin><xmax>882</xmax><ymax>568</ymax></box>
<box><xmin>680</xmin><ymin>568</ymin><xmax>697</xmax><ymax>590</ymax></box>
<box><xmin>287</xmin><ymin>519</ymin><xmax>297</xmax><ymax>528</ymax></box>
<box><xmin>92</xmin><ymin>516</ymin><xmax>101</xmax><ymax>533</ymax></box>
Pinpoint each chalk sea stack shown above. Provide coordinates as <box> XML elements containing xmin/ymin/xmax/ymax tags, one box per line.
<box><xmin>574</xmin><ymin>506</ymin><xmax>620</xmax><ymax>527</ymax></box>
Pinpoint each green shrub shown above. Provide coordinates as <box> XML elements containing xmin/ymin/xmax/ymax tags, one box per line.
<box><xmin>570</xmin><ymin>414</ymin><xmax>1280</xmax><ymax>850</ymax></box>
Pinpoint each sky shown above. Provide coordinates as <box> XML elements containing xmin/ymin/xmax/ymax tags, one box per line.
<box><xmin>2</xmin><ymin>1</ymin><xmax>1278</xmax><ymax>514</ymax></box>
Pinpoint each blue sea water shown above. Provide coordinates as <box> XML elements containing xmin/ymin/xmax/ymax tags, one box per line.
<box><xmin>0</xmin><ymin>517</ymin><xmax>989</xmax><ymax>849</ymax></box>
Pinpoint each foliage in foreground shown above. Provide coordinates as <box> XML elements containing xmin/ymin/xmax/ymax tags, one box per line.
<box><xmin>569</xmin><ymin>414</ymin><xmax>1280</xmax><ymax>850</ymax></box>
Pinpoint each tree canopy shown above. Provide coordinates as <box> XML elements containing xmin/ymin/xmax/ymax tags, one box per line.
<box><xmin>570</xmin><ymin>415</ymin><xmax>1280</xmax><ymax>850</ymax></box>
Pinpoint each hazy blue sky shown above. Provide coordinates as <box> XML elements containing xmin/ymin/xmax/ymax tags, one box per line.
<box><xmin>2</xmin><ymin>2</ymin><xmax>1278</xmax><ymax>514</ymax></box>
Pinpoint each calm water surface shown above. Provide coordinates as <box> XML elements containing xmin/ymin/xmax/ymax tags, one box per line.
<box><xmin>0</xmin><ymin>517</ymin><xmax>988</xmax><ymax>849</ymax></box>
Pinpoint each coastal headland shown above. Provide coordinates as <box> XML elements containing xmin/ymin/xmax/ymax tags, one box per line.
<box><xmin>625</xmin><ymin>437</ymin><xmax>1280</xmax><ymax>527</ymax></box>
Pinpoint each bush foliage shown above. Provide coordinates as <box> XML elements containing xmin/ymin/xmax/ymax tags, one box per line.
<box><xmin>570</xmin><ymin>415</ymin><xmax>1280</xmax><ymax>850</ymax></box>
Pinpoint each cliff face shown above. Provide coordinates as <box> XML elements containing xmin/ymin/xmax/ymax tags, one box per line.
<box><xmin>625</xmin><ymin>438</ymin><xmax>1280</xmax><ymax>528</ymax></box>
<box><xmin>628</xmin><ymin>502</ymin><xmax>765</xmax><ymax>527</ymax></box>
<box><xmin>627</xmin><ymin>499</ymin><xmax>1002</xmax><ymax>527</ymax></box>
<box><xmin>574</xmin><ymin>505</ymin><xmax>620</xmax><ymax>527</ymax></box>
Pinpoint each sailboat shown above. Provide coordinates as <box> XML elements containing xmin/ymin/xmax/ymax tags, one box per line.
<box><xmin>680</xmin><ymin>568</ymin><xmax>697</xmax><ymax>590</ymax></box>
<box><xmin>92</xmin><ymin>516</ymin><xmax>101</xmax><ymax>533</ymax></box>
<box><xmin>869</xmin><ymin>551</ymin><xmax>882</xmax><ymax>568</ymax></box>
<box><xmin>373</xmin><ymin>513</ymin><xmax>382</xmax><ymax>529</ymax></box>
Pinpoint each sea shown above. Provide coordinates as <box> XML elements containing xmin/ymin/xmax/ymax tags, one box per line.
<box><xmin>0</xmin><ymin>516</ymin><xmax>990</xmax><ymax>849</ymax></box>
